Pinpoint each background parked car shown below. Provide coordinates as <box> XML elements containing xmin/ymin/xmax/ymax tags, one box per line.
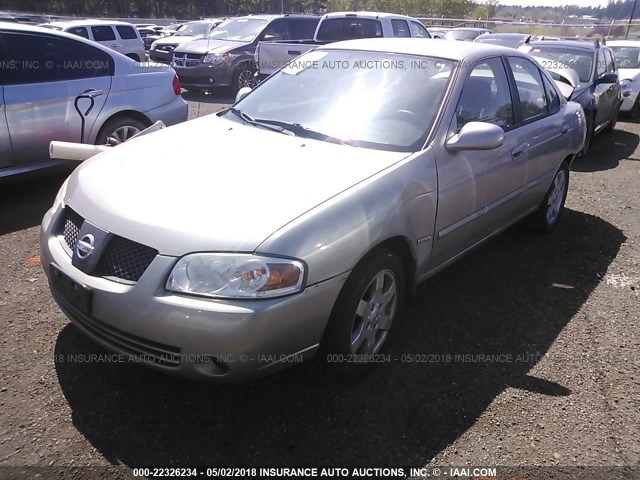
<box><xmin>474</xmin><ymin>32</ymin><xmax>538</xmax><ymax>49</ymax></box>
<box><xmin>428</xmin><ymin>26</ymin><xmax>451</xmax><ymax>39</ymax></box>
<box><xmin>149</xmin><ymin>19</ymin><xmax>222</xmax><ymax>63</ymax></box>
<box><xmin>445</xmin><ymin>27</ymin><xmax>492</xmax><ymax>41</ymax></box>
<box><xmin>38</xmin><ymin>19</ymin><xmax>146</xmax><ymax>61</ymax></box>
<box><xmin>0</xmin><ymin>23</ymin><xmax>187</xmax><ymax>178</ymax></box>
<box><xmin>520</xmin><ymin>39</ymin><xmax>621</xmax><ymax>155</ymax></box>
<box><xmin>608</xmin><ymin>40</ymin><xmax>640</xmax><ymax>119</ymax></box>
<box><xmin>172</xmin><ymin>14</ymin><xmax>320</xmax><ymax>93</ymax></box>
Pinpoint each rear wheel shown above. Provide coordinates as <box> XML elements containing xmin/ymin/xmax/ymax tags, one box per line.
<box><xmin>322</xmin><ymin>249</ymin><xmax>404</xmax><ymax>378</ymax></box>
<box><xmin>525</xmin><ymin>162</ymin><xmax>569</xmax><ymax>234</ymax></box>
<box><xmin>96</xmin><ymin>116</ymin><xmax>147</xmax><ymax>146</ymax></box>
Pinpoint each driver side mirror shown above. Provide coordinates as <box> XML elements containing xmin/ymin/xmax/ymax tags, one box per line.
<box><xmin>445</xmin><ymin>122</ymin><xmax>504</xmax><ymax>151</ymax></box>
<box><xmin>262</xmin><ymin>34</ymin><xmax>275</xmax><ymax>42</ymax></box>
<box><xmin>235</xmin><ymin>86</ymin><xmax>252</xmax><ymax>103</ymax></box>
<box><xmin>598</xmin><ymin>72</ymin><xmax>618</xmax><ymax>84</ymax></box>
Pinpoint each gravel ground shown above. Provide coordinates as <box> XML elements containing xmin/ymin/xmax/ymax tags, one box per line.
<box><xmin>0</xmin><ymin>91</ymin><xmax>638</xmax><ymax>478</ymax></box>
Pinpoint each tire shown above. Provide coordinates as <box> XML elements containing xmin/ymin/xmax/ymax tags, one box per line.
<box><xmin>578</xmin><ymin>113</ymin><xmax>594</xmax><ymax>157</ymax></box>
<box><xmin>322</xmin><ymin>249</ymin><xmax>404</xmax><ymax>378</ymax></box>
<box><xmin>603</xmin><ymin>102</ymin><xmax>620</xmax><ymax>133</ymax></box>
<box><xmin>525</xmin><ymin>162</ymin><xmax>570</xmax><ymax>234</ymax></box>
<box><xmin>95</xmin><ymin>116</ymin><xmax>148</xmax><ymax>146</ymax></box>
<box><xmin>232</xmin><ymin>63</ymin><xmax>257</xmax><ymax>94</ymax></box>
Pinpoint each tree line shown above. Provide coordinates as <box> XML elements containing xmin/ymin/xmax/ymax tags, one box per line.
<box><xmin>3</xmin><ymin>0</ymin><xmax>639</xmax><ymax>21</ymax></box>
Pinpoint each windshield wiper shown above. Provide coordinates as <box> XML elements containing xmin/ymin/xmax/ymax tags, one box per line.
<box><xmin>249</xmin><ymin>118</ymin><xmax>354</xmax><ymax>144</ymax></box>
<box><xmin>226</xmin><ymin>107</ymin><xmax>294</xmax><ymax>135</ymax></box>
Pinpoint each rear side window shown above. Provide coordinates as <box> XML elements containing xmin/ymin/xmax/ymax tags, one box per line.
<box><xmin>116</xmin><ymin>25</ymin><xmax>138</xmax><ymax>40</ymax></box>
<box><xmin>316</xmin><ymin>18</ymin><xmax>382</xmax><ymax>41</ymax></box>
<box><xmin>410</xmin><ymin>21</ymin><xmax>430</xmax><ymax>38</ymax></box>
<box><xmin>66</xmin><ymin>26</ymin><xmax>89</xmax><ymax>39</ymax></box>
<box><xmin>391</xmin><ymin>19</ymin><xmax>410</xmax><ymax>38</ymax></box>
<box><xmin>0</xmin><ymin>32</ymin><xmax>114</xmax><ymax>85</ymax></box>
<box><xmin>91</xmin><ymin>25</ymin><xmax>116</xmax><ymax>41</ymax></box>
<box><xmin>288</xmin><ymin>18</ymin><xmax>319</xmax><ymax>40</ymax></box>
<box><xmin>507</xmin><ymin>56</ymin><xmax>549</xmax><ymax>122</ymax></box>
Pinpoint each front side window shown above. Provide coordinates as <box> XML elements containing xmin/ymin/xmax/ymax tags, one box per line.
<box><xmin>391</xmin><ymin>19</ymin><xmax>410</xmax><ymax>38</ymax></box>
<box><xmin>66</xmin><ymin>26</ymin><xmax>89</xmax><ymax>39</ymax></box>
<box><xmin>0</xmin><ymin>32</ymin><xmax>114</xmax><ymax>85</ymax></box>
<box><xmin>262</xmin><ymin>20</ymin><xmax>290</xmax><ymax>41</ymax></box>
<box><xmin>507</xmin><ymin>56</ymin><xmax>549</xmax><ymax>122</ymax></box>
<box><xmin>231</xmin><ymin>50</ymin><xmax>453</xmax><ymax>152</ymax></box>
<box><xmin>410</xmin><ymin>21</ymin><xmax>430</xmax><ymax>38</ymax></box>
<box><xmin>455</xmin><ymin>57</ymin><xmax>514</xmax><ymax>131</ymax></box>
<box><xmin>596</xmin><ymin>50</ymin><xmax>606</xmax><ymax>77</ymax></box>
<box><xmin>542</xmin><ymin>73</ymin><xmax>561</xmax><ymax>113</ymax></box>
<box><xmin>91</xmin><ymin>25</ymin><xmax>116</xmax><ymax>41</ymax></box>
<box><xmin>604</xmin><ymin>50</ymin><xmax>616</xmax><ymax>73</ymax></box>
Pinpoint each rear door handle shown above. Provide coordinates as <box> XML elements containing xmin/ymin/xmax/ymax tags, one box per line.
<box><xmin>561</xmin><ymin>124</ymin><xmax>570</xmax><ymax>136</ymax></box>
<box><xmin>82</xmin><ymin>89</ymin><xmax>104</xmax><ymax>98</ymax></box>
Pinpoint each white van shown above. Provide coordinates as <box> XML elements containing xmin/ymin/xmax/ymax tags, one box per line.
<box><xmin>39</xmin><ymin>20</ymin><xmax>146</xmax><ymax>61</ymax></box>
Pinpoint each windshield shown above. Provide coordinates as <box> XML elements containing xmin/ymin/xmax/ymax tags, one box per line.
<box><xmin>230</xmin><ymin>50</ymin><xmax>453</xmax><ymax>152</ymax></box>
<box><xmin>525</xmin><ymin>46</ymin><xmax>594</xmax><ymax>83</ymax></box>
<box><xmin>610</xmin><ymin>46</ymin><xmax>640</xmax><ymax>69</ymax></box>
<box><xmin>40</xmin><ymin>24</ymin><xmax>63</xmax><ymax>30</ymax></box>
<box><xmin>176</xmin><ymin>22</ymin><xmax>210</xmax><ymax>36</ymax></box>
<box><xmin>207</xmin><ymin>18</ymin><xmax>269</xmax><ymax>42</ymax></box>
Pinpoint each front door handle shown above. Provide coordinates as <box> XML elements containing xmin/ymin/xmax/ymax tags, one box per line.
<box><xmin>511</xmin><ymin>145</ymin><xmax>525</xmax><ymax>160</ymax></box>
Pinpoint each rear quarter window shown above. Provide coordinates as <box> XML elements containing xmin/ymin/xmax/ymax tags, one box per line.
<box><xmin>116</xmin><ymin>25</ymin><xmax>138</xmax><ymax>40</ymax></box>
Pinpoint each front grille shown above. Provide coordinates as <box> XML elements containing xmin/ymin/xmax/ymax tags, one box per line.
<box><xmin>96</xmin><ymin>235</ymin><xmax>158</xmax><ymax>282</ymax></box>
<box><xmin>62</xmin><ymin>208</ymin><xmax>83</xmax><ymax>252</ymax></box>
<box><xmin>172</xmin><ymin>53</ymin><xmax>203</xmax><ymax>68</ymax></box>
<box><xmin>57</xmin><ymin>295</ymin><xmax>181</xmax><ymax>367</ymax></box>
<box><xmin>157</xmin><ymin>44</ymin><xmax>177</xmax><ymax>52</ymax></box>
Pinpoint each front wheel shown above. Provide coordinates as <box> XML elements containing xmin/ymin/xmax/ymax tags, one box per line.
<box><xmin>322</xmin><ymin>249</ymin><xmax>404</xmax><ymax>378</ymax></box>
<box><xmin>525</xmin><ymin>162</ymin><xmax>570</xmax><ymax>234</ymax></box>
<box><xmin>232</xmin><ymin>63</ymin><xmax>257</xmax><ymax>94</ymax></box>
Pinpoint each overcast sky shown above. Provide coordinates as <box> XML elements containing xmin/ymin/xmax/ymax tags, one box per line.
<box><xmin>499</xmin><ymin>0</ymin><xmax>608</xmax><ymax>7</ymax></box>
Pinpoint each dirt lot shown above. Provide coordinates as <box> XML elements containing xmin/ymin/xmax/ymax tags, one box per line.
<box><xmin>0</xmin><ymin>92</ymin><xmax>638</xmax><ymax>478</ymax></box>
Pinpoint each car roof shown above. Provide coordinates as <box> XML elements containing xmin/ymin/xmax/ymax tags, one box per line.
<box><xmin>526</xmin><ymin>40</ymin><xmax>597</xmax><ymax>51</ymax></box>
<box><xmin>45</xmin><ymin>19</ymin><xmax>138</xmax><ymax>28</ymax></box>
<box><xmin>321</xmin><ymin>11</ymin><xmax>418</xmax><ymax>20</ymax></box>
<box><xmin>321</xmin><ymin>37</ymin><xmax>521</xmax><ymax>61</ymax></box>
<box><xmin>477</xmin><ymin>32</ymin><xmax>529</xmax><ymax>38</ymax></box>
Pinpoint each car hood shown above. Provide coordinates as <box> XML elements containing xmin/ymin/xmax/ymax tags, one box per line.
<box><xmin>154</xmin><ymin>35</ymin><xmax>202</xmax><ymax>46</ymax></box>
<box><xmin>65</xmin><ymin>115</ymin><xmax>409</xmax><ymax>256</ymax></box>
<box><xmin>174</xmin><ymin>39</ymin><xmax>244</xmax><ymax>55</ymax></box>
<box><xmin>618</xmin><ymin>68</ymin><xmax>640</xmax><ymax>82</ymax></box>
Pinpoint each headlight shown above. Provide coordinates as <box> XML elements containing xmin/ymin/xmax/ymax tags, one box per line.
<box><xmin>621</xmin><ymin>79</ymin><xmax>632</xmax><ymax>97</ymax></box>
<box><xmin>202</xmin><ymin>53</ymin><xmax>227</xmax><ymax>65</ymax></box>
<box><xmin>166</xmin><ymin>253</ymin><xmax>305</xmax><ymax>299</ymax></box>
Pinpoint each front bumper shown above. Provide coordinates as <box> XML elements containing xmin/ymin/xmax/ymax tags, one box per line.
<box><xmin>149</xmin><ymin>48</ymin><xmax>174</xmax><ymax>63</ymax></box>
<box><xmin>172</xmin><ymin>63</ymin><xmax>233</xmax><ymax>89</ymax></box>
<box><xmin>40</xmin><ymin>207</ymin><xmax>347</xmax><ymax>381</ymax></box>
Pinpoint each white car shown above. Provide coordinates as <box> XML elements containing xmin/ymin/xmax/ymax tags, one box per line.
<box><xmin>39</xmin><ymin>19</ymin><xmax>146</xmax><ymax>61</ymax></box>
<box><xmin>608</xmin><ymin>40</ymin><xmax>640</xmax><ymax>118</ymax></box>
<box><xmin>0</xmin><ymin>23</ymin><xmax>188</xmax><ymax>178</ymax></box>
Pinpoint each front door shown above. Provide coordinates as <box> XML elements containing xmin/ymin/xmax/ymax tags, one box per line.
<box><xmin>431</xmin><ymin>56</ymin><xmax>528</xmax><ymax>267</ymax></box>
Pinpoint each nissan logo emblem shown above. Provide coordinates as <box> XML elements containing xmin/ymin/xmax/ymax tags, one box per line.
<box><xmin>76</xmin><ymin>234</ymin><xmax>95</xmax><ymax>259</ymax></box>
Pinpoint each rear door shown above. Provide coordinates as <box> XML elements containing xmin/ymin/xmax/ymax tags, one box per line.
<box><xmin>506</xmin><ymin>56</ymin><xmax>566</xmax><ymax>209</ymax></box>
<box><xmin>1</xmin><ymin>31</ymin><xmax>113</xmax><ymax>165</ymax></box>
